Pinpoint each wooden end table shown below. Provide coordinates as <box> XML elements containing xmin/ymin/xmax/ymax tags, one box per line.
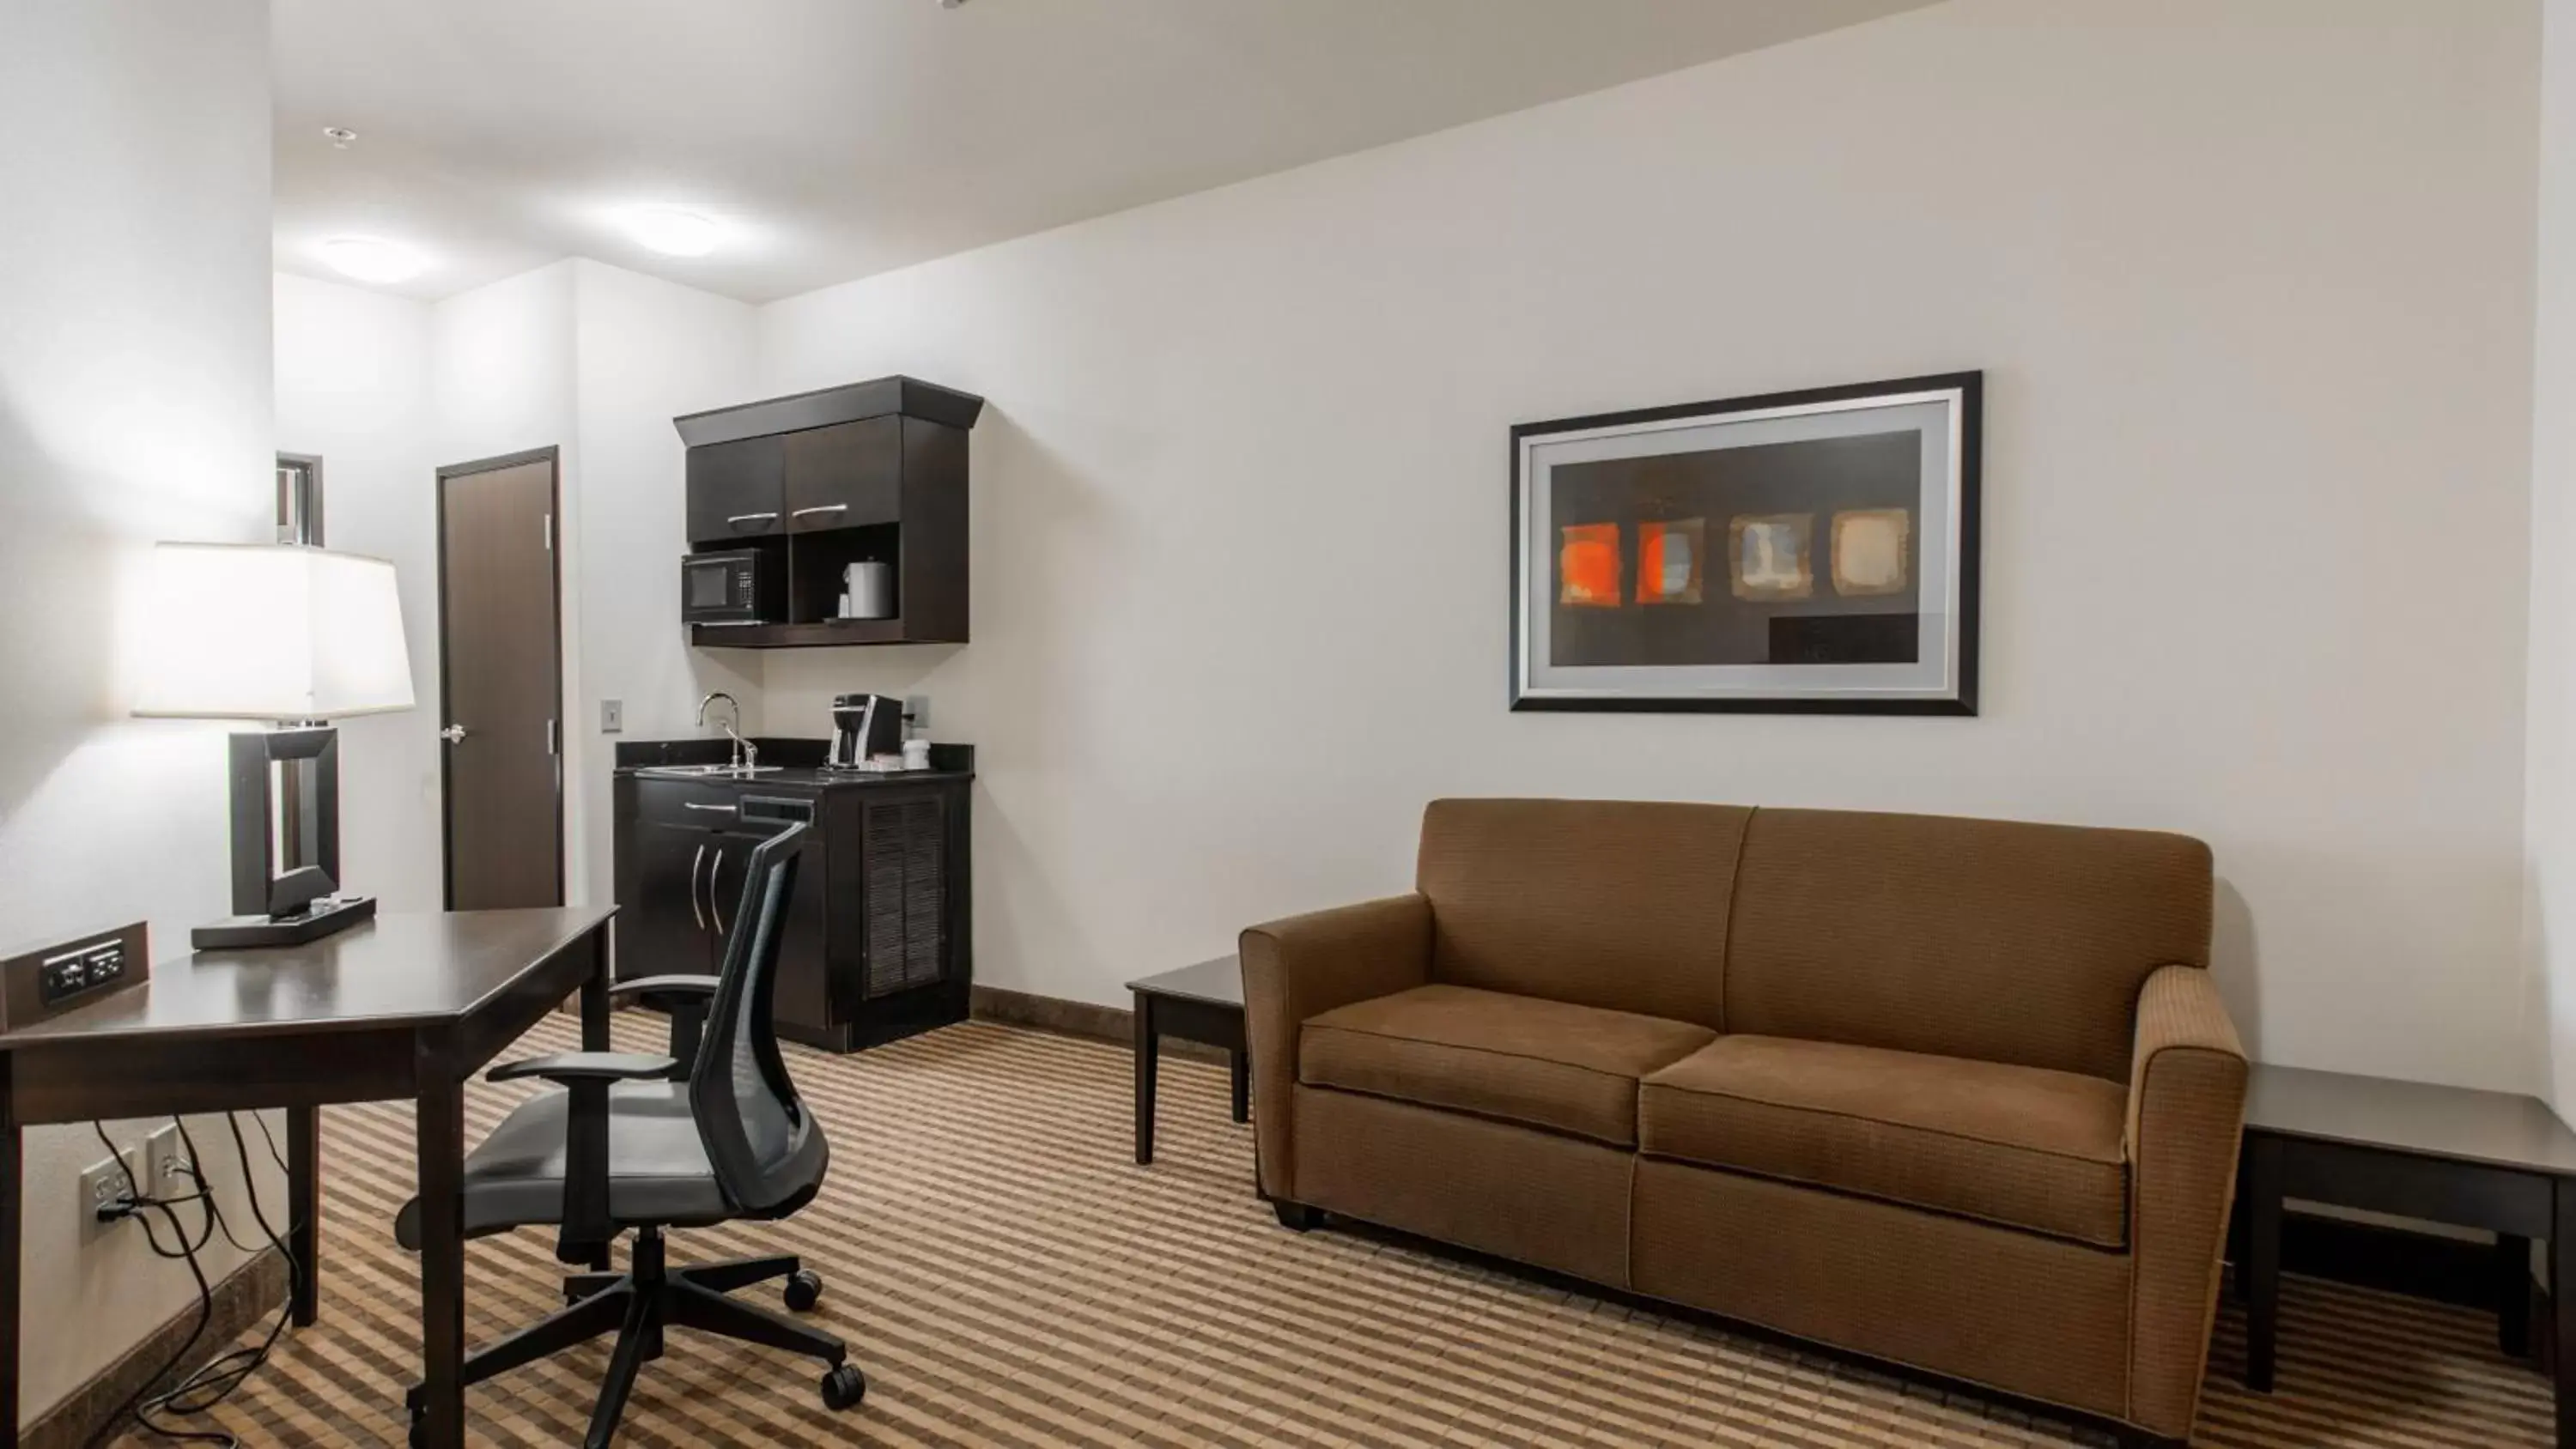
<box><xmin>2239</xmin><ymin>1062</ymin><xmax>2576</xmax><ymax>1446</ymax></box>
<box><xmin>1126</xmin><ymin>955</ymin><xmax>1248</xmax><ymax>1165</ymax></box>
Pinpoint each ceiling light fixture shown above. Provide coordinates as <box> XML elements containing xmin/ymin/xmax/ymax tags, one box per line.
<box><xmin>317</xmin><ymin>236</ymin><xmax>426</xmax><ymax>286</ymax></box>
<box><xmin>623</xmin><ymin>206</ymin><xmax>724</xmax><ymax>258</ymax></box>
<box><xmin>322</xmin><ymin>125</ymin><xmax>358</xmax><ymax>148</ymax></box>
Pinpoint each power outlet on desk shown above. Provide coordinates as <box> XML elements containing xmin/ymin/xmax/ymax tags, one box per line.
<box><xmin>39</xmin><ymin>937</ymin><xmax>128</xmax><ymax>1005</ymax></box>
<box><xmin>3</xmin><ymin>920</ymin><xmax>146</xmax><ymax>1029</ymax></box>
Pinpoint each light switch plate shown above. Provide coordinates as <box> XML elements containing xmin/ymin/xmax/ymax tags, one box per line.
<box><xmin>600</xmin><ymin>700</ymin><xmax>623</xmax><ymax>734</ymax></box>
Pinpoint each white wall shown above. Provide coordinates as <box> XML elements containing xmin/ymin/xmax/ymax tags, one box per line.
<box><xmin>2531</xmin><ymin>0</ymin><xmax>2576</xmax><ymax>1112</ymax></box>
<box><xmin>282</xmin><ymin>260</ymin><xmax>759</xmax><ymax>916</ymax></box>
<box><xmin>275</xmin><ymin>273</ymin><xmax>443</xmax><ymax>909</ymax></box>
<box><xmin>0</xmin><ymin>0</ymin><xmax>284</xmax><ymax>1420</ymax></box>
<box><xmin>567</xmin><ymin>261</ymin><xmax>761</xmax><ymax>908</ymax></box>
<box><xmin>756</xmin><ymin>0</ymin><xmax>2543</xmax><ymax>1090</ymax></box>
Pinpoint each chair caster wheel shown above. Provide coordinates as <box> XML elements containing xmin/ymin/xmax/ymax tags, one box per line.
<box><xmin>784</xmin><ymin>1269</ymin><xmax>823</xmax><ymax>1313</ymax></box>
<box><xmin>820</xmin><ymin>1361</ymin><xmax>866</xmax><ymax>1410</ymax></box>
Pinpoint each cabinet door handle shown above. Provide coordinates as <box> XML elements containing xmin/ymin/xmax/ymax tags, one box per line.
<box><xmin>688</xmin><ymin>845</ymin><xmax>708</xmax><ymax>931</ymax></box>
<box><xmin>708</xmin><ymin>849</ymin><xmax>728</xmax><ymax>937</ymax></box>
<box><xmin>790</xmin><ymin>504</ymin><xmax>849</xmax><ymax>519</ymax></box>
<box><xmin>726</xmin><ymin>512</ymin><xmax>779</xmax><ymax>526</ymax></box>
<box><xmin>683</xmin><ymin>801</ymin><xmax>737</xmax><ymax>815</ymax></box>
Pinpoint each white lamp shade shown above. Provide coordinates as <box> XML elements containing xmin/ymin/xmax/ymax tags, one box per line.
<box><xmin>131</xmin><ymin>543</ymin><xmax>416</xmax><ymax>720</ymax></box>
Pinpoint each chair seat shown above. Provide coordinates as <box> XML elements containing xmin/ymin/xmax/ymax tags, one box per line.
<box><xmin>393</xmin><ymin>1082</ymin><xmax>728</xmax><ymax>1249</ymax></box>
<box><xmin>1300</xmin><ymin>984</ymin><xmax>1715</xmax><ymax>1145</ymax></box>
<box><xmin>1638</xmin><ymin>1036</ymin><xmax>2130</xmax><ymax>1248</ymax></box>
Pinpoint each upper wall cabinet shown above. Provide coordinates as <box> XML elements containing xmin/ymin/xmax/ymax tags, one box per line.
<box><xmin>783</xmin><ymin>417</ymin><xmax>900</xmax><ymax>532</ymax></box>
<box><xmin>686</xmin><ymin>433</ymin><xmax>786</xmax><ymax>543</ymax></box>
<box><xmin>676</xmin><ymin>377</ymin><xmax>984</xmax><ymax>648</ymax></box>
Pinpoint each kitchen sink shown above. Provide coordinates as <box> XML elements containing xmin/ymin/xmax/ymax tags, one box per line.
<box><xmin>635</xmin><ymin>763</ymin><xmax>785</xmax><ymax>779</ymax></box>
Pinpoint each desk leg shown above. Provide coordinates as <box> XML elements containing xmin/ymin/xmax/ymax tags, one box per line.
<box><xmin>288</xmin><ymin>1105</ymin><xmax>319</xmax><ymax>1327</ymax></box>
<box><xmin>580</xmin><ymin>924</ymin><xmax>612</xmax><ymax>1052</ymax></box>
<box><xmin>1229</xmin><ymin>1046</ymin><xmax>1249</xmax><ymax>1125</ymax></box>
<box><xmin>415</xmin><ymin>1065</ymin><xmax>467</xmax><ymax>1449</ymax></box>
<box><xmin>2499</xmin><ymin>1234</ymin><xmax>2534</xmax><ymax>1360</ymax></box>
<box><xmin>2244</xmin><ymin>1136</ymin><xmax>2281</xmax><ymax>1393</ymax></box>
<box><xmin>1133</xmin><ymin>995</ymin><xmax>1157</xmax><ymax>1167</ymax></box>
<box><xmin>2555</xmin><ymin>1184</ymin><xmax>2576</xmax><ymax>1449</ymax></box>
<box><xmin>0</xmin><ymin>1072</ymin><xmax>20</xmax><ymax>1446</ymax></box>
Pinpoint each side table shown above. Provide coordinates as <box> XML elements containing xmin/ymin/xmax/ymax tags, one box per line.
<box><xmin>1126</xmin><ymin>955</ymin><xmax>1249</xmax><ymax>1165</ymax></box>
<box><xmin>2239</xmin><ymin>1062</ymin><xmax>2576</xmax><ymax>1447</ymax></box>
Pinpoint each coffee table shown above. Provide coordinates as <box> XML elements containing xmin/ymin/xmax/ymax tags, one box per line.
<box><xmin>2239</xmin><ymin>1061</ymin><xmax>2576</xmax><ymax>1446</ymax></box>
<box><xmin>1126</xmin><ymin>955</ymin><xmax>1247</xmax><ymax>1165</ymax></box>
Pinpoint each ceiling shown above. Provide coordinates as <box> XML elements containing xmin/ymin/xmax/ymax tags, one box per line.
<box><xmin>271</xmin><ymin>0</ymin><xmax>1937</xmax><ymax>304</ymax></box>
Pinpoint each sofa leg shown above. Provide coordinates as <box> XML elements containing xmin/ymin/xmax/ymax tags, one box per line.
<box><xmin>1272</xmin><ymin>1200</ymin><xmax>1322</xmax><ymax>1232</ymax></box>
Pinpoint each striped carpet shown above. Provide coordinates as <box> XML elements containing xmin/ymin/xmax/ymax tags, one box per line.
<box><xmin>143</xmin><ymin>1013</ymin><xmax>2549</xmax><ymax>1446</ymax></box>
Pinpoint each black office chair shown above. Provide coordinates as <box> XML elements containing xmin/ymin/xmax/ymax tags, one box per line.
<box><xmin>393</xmin><ymin>822</ymin><xmax>861</xmax><ymax>1448</ymax></box>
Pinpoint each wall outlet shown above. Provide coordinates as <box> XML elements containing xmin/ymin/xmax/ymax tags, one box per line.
<box><xmin>600</xmin><ymin>699</ymin><xmax>623</xmax><ymax>734</ymax></box>
<box><xmin>79</xmin><ymin>1152</ymin><xmax>135</xmax><ymax>1234</ymax></box>
<box><xmin>144</xmin><ymin>1121</ymin><xmax>191</xmax><ymax>1199</ymax></box>
<box><xmin>904</xmin><ymin>694</ymin><xmax>930</xmax><ymax>731</ymax></box>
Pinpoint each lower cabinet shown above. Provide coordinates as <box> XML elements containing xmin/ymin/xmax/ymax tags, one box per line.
<box><xmin>611</xmin><ymin>771</ymin><xmax>972</xmax><ymax>1052</ymax></box>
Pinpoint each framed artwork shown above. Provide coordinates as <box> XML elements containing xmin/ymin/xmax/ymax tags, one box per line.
<box><xmin>1510</xmin><ymin>371</ymin><xmax>1980</xmax><ymax>714</ymax></box>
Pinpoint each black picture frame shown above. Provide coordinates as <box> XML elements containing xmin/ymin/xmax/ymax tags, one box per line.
<box><xmin>1509</xmin><ymin>371</ymin><xmax>1982</xmax><ymax>715</ymax></box>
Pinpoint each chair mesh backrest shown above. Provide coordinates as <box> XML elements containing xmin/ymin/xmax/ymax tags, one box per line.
<box><xmin>690</xmin><ymin>822</ymin><xmax>823</xmax><ymax>1212</ymax></box>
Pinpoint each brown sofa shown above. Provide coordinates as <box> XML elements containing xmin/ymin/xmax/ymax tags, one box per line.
<box><xmin>1241</xmin><ymin>799</ymin><xmax>2245</xmax><ymax>1447</ymax></box>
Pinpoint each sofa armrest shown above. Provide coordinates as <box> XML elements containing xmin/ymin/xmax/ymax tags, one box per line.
<box><xmin>1240</xmin><ymin>894</ymin><xmax>1433</xmax><ymax>1201</ymax></box>
<box><xmin>2123</xmin><ymin>963</ymin><xmax>2248</xmax><ymax>1438</ymax></box>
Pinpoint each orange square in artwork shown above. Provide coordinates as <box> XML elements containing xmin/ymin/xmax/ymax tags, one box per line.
<box><xmin>1559</xmin><ymin>524</ymin><xmax>1621</xmax><ymax>607</ymax></box>
<box><xmin>1636</xmin><ymin>518</ymin><xmax>1705</xmax><ymax>604</ymax></box>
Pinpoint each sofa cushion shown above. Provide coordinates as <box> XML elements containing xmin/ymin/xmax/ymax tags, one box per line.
<box><xmin>1638</xmin><ymin>1035</ymin><xmax>2129</xmax><ymax>1247</ymax></box>
<box><xmin>1301</xmin><ymin>984</ymin><xmax>1715</xmax><ymax>1146</ymax></box>
<box><xmin>1724</xmin><ymin>807</ymin><xmax>2213</xmax><ymax>1082</ymax></box>
<box><xmin>1417</xmin><ymin>798</ymin><xmax>1750</xmax><ymax>1028</ymax></box>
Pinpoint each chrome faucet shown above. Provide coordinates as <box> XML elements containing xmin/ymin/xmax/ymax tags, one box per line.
<box><xmin>696</xmin><ymin>691</ymin><xmax>756</xmax><ymax>774</ymax></box>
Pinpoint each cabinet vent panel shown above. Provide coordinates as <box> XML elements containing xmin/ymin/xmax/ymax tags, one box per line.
<box><xmin>863</xmin><ymin>798</ymin><xmax>947</xmax><ymax>998</ymax></box>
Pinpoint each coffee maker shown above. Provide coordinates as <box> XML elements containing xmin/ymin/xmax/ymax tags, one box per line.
<box><xmin>828</xmin><ymin>693</ymin><xmax>904</xmax><ymax>768</ymax></box>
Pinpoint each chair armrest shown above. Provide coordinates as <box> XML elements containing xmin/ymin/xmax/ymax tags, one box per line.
<box><xmin>607</xmin><ymin>974</ymin><xmax>720</xmax><ymax>1005</ymax></box>
<box><xmin>487</xmin><ymin>1051</ymin><xmax>680</xmax><ymax>1085</ymax></box>
<box><xmin>485</xmin><ymin>1050</ymin><xmax>678</xmax><ymax>1259</ymax></box>
<box><xmin>609</xmin><ymin>975</ymin><xmax>722</xmax><ymax>1076</ymax></box>
<box><xmin>1239</xmin><ymin>894</ymin><xmax>1432</xmax><ymax>1202</ymax></box>
<box><xmin>2123</xmin><ymin>963</ymin><xmax>2248</xmax><ymax>1437</ymax></box>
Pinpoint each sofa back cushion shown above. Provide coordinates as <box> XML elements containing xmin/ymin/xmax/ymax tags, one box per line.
<box><xmin>1417</xmin><ymin>798</ymin><xmax>1750</xmax><ymax>1028</ymax></box>
<box><xmin>1724</xmin><ymin>808</ymin><xmax>2213</xmax><ymax>1082</ymax></box>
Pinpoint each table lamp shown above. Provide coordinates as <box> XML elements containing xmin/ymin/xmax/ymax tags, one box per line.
<box><xmin>131</xmin><ymin>543</ymin><xmax>415</xmax><ymax>949</ymax></box>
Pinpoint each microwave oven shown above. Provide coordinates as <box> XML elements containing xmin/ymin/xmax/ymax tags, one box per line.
<box><xmin>680</xmin><ymin>548</ymin><xmax>783</xmax><ymax>625</ymax></box>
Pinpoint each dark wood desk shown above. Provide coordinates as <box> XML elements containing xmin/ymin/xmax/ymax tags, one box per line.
<box><xmin>2239</xmin><ymin>1062</ymin><xmax>2576</xmax><ymax>1446</ymax></box>
<box><xmin>0</xmin><ymin>906</ymin><xmax>617</xmax><ymax>1449</ymax></box>
<box><xmin>1126</xmin><ymin>955</ymin><xmax>1247</xmax><ymax>1166</ymax></box>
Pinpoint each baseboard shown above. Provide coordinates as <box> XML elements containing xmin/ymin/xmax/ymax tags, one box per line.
<box><xmin>27</xmin><ymin>1246</ymin><xmax>287</xmax><ymax>1449</ymax></box>
<box><xmin>969</xmin><ymin>985</ymin><xmax>1229</xmax><ymax>1063</ymax></box>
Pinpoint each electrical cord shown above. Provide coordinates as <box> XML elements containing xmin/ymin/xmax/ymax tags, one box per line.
<box><xmin>82</xmin><ymin>1114</ymin><xmax>303</xmax><ymax>1448</ymax></box>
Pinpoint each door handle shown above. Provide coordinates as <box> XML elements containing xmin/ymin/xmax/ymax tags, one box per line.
<box><xmin>790</xmin><ymin>504</ymin><xmax>849</xmax><ymax>519</ymax></box>
<box><xmin>683</xmin><ymin>801</ymin><xmax>737</xmax><ymax>815</ymax></box>
<box><xmin>440</xmin><ymin>724</ymin><xmax>469</xmax><ymax>744</ymax></box>
<box><xmin>726</xmin><ymin>512</ymin><xmax>778</xmax><ymax>526</ymax></box>
<box><xmin>688</xmin><ymin>845</ymin><xmax>708</xmax><ymax>931</ymax></box>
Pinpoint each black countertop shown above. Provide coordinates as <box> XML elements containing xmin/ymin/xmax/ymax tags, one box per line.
<box><xmin>614</xmin><ymin>737</ymin><xmax>974</xmax><ymax>791</ymax></box>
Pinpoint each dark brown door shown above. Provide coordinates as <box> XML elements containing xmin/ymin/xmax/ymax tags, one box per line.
<box><xmin>437</xmin><ymin>449</ymin><xmax>563</xmax><ymax>909</ymax></box>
